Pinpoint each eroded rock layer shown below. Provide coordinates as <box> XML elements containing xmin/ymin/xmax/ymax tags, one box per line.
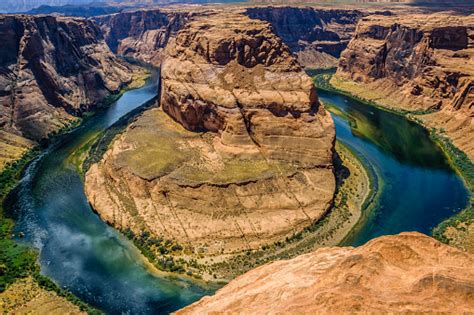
<box><xmin>94</xmin><ymin>9</ymin><xmax>191</xmax><ymax>66</ymax></box>
<box><xmin>177</xmin><ymin>232</ymin><xmax>474</xmax><ymax>314</ymax></box>
<box><xmin>245</xmin><ymin>7</ymin><xmax>364</xmax><ymax>69</ymax></box>
<box><xmin>0</xmin><ymin>15</ymin><xmax>135</xmax><ymax>168</ymax></box>
<box><xmin>335</xmin><ymin>14</ymin><xmax>474</xmax><ymax>158</ymax></box>
<box><xmin>85</xmin><ymin>12</ymin><xmax>335</xmax><ymax>258</ymax></box>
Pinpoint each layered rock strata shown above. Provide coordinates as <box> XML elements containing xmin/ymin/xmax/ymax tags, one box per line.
<box><xmin>177</xmin><ymin>232</ymin><xmax>474</xmax><ymax>314</ymax></box>
<box><xmin>0</xmin><ymin>15</ymin><xmax>136</xmax><ymax>169</ymax></box>
<box><xmin>85</xmin><ymin>13</ymin><xmax>335</xmax><ymax>260</ymax></box>
<box><xmin>94</xmin><ymin>9</ymin><xmax>191</xmax><ymax>66</ymax></box>
<box><xmin>335</xmin><ymin>14</ymin><xmax>474</xmax><ymax>159</ymax></box>
<box><xmin>245</xmin><ymin>7</ymin><xmax>364</xmax><ymax>69</ymax></box>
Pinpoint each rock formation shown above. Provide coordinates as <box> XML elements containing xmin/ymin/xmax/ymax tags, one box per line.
<box><xmin>85</xmin><ymin>12</ymin><xmax>335</xmax><ymax>266</ymax></box>
<box><xmin>335</xmin><ymin>14</ymin><xmax>474</xmax><ymax>159</ymax></box>
<box><xmin>94</xmin><ymin>9</ymin><xmax>191</xmax><ymax>66</ymax></box>
<box><xmin>245</xmin><ymin>7</ymin><xmax>364</xmax><ymax>69</ymax></box>
<box><xmin>0</xmin><ymin>15</ymin><xmax>136</xmax><ymax>169</ymax></box>
<box><xmin>177</xmin><ymin>232</ymin><xmax>474</xmax><ymax>314</ymax></box>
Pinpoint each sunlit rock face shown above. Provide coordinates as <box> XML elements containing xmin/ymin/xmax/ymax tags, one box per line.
<box><xmin>161</xmin><ymin>12</ymin><xmax>335</xmax><ymax>166</ymax></box>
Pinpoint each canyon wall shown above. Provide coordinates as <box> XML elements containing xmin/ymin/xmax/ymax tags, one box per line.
<box><xmin>335</xmin><ymin>14</ymin><xmax>474</xmax><ymax>158</ymax></box>
<box><xmin>85</xmin><ymin>12</ymin><xmax>335</xmax><ymax>274</ymax></box>
<box><xmin>0</xmin><ymin>15</ymin><xmax>136</xmax><ymax>169</ymax></box>
<box><xmin>94</xmin><ymin>9</ymin><xmax>191</xmax><ymax>66</ymax></box>
<box><xmin>94</xmin><ymin>6</ymin><xmax>367</xmax><ymax>69</ymax></box>
<box><xmin>177</xmin><ymin>232</ymin><xmax>474</xmax><ymax>314</ymax></box>
<box><xmin>245</xmin><ymin>7</ymin><xmax>364</xmax><ymax>69</ymax></box>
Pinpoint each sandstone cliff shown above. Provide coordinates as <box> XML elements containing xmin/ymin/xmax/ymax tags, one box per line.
<box><xmin>177</xmin><ymin>232</ymin><xmax>474</xmax><ymax>314</ymax></box>
<box><xmin>85</xmin><ymin>12</ymin><xmax>335</xmax><ymax>275</ymax></box>
<box><xmin>94</xmin><ymin>9</ymin><xmax>191</xmax><ymax>66</ymax></box>
<box><xmin>245</xmin><ymin>7</ymin><xmax>364</xmax><ymax>69</ymax></box>
<box><xmin>0</xmin><ymin>15</ymin><xmax>136</xmax><ymax>169</ymax></box>
<box><xmin>335</xmin><ymin>14</ymin><xmax>474</xmax><ymax>159</ymax></box>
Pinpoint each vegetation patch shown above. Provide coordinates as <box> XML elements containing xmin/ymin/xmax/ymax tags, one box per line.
<box><xmin>122</xmin><ymin>229</ymin><xmax>205</xmax><ymax>279</ymax></box>
<box><xmin>430</xmin><ymin>132</ymin><xmax>474</xmax><ymax>250</ymax></box>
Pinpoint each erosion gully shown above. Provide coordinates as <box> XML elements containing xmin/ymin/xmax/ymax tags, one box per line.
<box><xmin>6</xmin><ymin>71</ymin><xmax>469</xmax><ymax>313</ymax></box>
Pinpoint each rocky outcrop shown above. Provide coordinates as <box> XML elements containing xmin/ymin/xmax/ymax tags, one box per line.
<box><xmin>177</xmin><ymin>232</ymin><xmax>474</xmax><ymax>314</ymax></box>
<box><xmin>335</xmin><ymin>14</ymin><xmax>474</xmax><ymax>158</ymax></box>
<box><xmin>85</xmin><ymin>12</ymin><xmax>335</xmax><ymax>268</ymax></box>
<box><xmin>94</xmin><ymin>9</ymin><xmax>191</xmax><ymax>66</ymax></box>
<box><xmin>245</xmin><ymin>7</ymin><xmax>364</xmax><ymax>69</ymax></box>
<box><xmin>0</xmin><ymin>15</ymin><xmax>136</xmax><ymax>169</ymax></box>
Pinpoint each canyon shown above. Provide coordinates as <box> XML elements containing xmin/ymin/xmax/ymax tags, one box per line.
<box><xmin>0</xmin><ymin>2</ymin><xmax>473</xmax><ymax>314</ymax></box>
<box><xmin>0</xmin><ymin>14</ymin><xmax>138</xmax><ymax>169</ymax></box>
<box><xmin>85</xmin><ymin>11</ymin><xmax>336</xmax><ymax>277</ymax></box>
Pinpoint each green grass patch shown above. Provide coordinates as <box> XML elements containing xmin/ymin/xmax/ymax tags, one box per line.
<box><xmin>430</xmin><ymin>132</ymin><xmax>474</xmax><ymax>245</ymax></box>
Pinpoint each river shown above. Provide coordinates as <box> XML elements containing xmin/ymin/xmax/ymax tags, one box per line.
<box><xmin>6</xmin><ymin>74</ymin><xmax>469</xmax><ymax>313</ymax></box>
<box><xmin>8</xmin><ymin>72</ymin><xmax>214</xmax><ymax>314</ymax></box>
<box><xmin>317</xmin><ymin>89</ymin><xmax>469</xmax><ymax>246</ymax></box>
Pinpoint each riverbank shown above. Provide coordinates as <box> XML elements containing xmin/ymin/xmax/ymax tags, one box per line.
<box><xmin>0</xmin><ymin>66</ymin><xmax>149</xmax><ymax>313</ymax></box>
<box><xmin>312</xmin><ymin>69</ymin><xmax>474</xmax><ymax>252</ymax></box>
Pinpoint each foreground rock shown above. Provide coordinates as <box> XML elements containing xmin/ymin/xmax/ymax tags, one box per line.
<box><xmin>335</xmin><ymin>14</ymin><xmax>474</xmax><ymax>159</ymax></box>
<box><xmin>0</xmin><ymin>15</ymin><xmax>137</xmax><ymax>169</ymax></box>
<box><xmin>177</xmin><ymin>232</ymin><xmax>474</xmax><ymax>314</ymax></box>
<box><xmin>85</xmin><ymin>12</ymin><xmax>335</xmax><ymax>277</ymax></box>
